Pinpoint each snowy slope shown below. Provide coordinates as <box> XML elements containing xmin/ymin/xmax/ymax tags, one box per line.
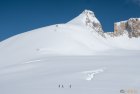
<box><xmin>0</xmin><ymin>9</ymin><xmax>140</xmax><ymax>94</ymax></box>
<box><xmin>0</xmin><ymin>10</ymin><xmax>112</xmax><ymax>67</ymax></box>
<box><xmin>105</xmin><ymin>33</ymin><xmax>140</xmax><ymax>50</ymax></box>
<box><xmin>0</xmin><ymin>23</ymin><xmax>112</xmax><ymax>67</ymax></box>
<box><xmin>0</xmin><ymin>10</ymin><xmax>140</xmax><ymax>67</ymax></box>
<box><xmin>0</xmin><ymin>54</ymin><xmax>140</xmax><ymax>94</ymax></box>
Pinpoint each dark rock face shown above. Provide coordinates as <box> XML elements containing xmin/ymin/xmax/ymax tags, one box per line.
<box><xmin>114</xmin><ymin>18</ymin><xmax>140</xmax><ymax>38</ymax></box>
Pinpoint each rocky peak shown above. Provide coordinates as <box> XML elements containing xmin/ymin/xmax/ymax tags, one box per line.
<box><xmin>82</xmin><ymin>9</ymin><xmax>95</xmax><ymax>16</ymax></box>
<box><xmin>68</xmin><ymin>10</ymin><xmax>104</xmax><ymax>37</ymax></box>
<box><xmin>82</xmin><ymin>10</ymin><xmax>104</xmax><ymax>33</ymax></box>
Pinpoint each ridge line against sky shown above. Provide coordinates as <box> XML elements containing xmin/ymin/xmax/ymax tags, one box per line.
<box><xmin>0</xmin><ymin>0</ymin><xmax>140</xmax><ymax>41</ymax></box>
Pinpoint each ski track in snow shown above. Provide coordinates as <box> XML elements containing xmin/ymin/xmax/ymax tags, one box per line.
<box><xmin>23</xmin><ymin>59</ymin><xmax>42</xmax><ymax>64</ymax></box>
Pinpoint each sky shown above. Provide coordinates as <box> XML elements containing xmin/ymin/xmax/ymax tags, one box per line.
<box><xmin>0</xmin><ymin>0</ymin><xmax>140</xmax><ymax>41</ymax></box>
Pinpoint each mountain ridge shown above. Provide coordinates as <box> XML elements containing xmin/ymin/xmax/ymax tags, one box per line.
<box><xmin>0</xmin><ymin>9</ymin><xmax>140</xmax><ymax>63</ymax></box>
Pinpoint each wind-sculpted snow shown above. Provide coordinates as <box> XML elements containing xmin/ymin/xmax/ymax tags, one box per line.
<box><xmin>82</xmin><ymin>68</ymin><xmax>106</xmax><ymax>80</ymax></box>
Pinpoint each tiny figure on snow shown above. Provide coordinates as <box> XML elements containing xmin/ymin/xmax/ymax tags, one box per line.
<box><xmin>56</xmin><ymin>24</ymin><xmax>58</xmax><ymax>27</ymax></box>
<box><xmin>69</xmin><ymin>84</ymin><xmax>71</xmax><ymax>88</ymax></box>
<box><xmin>58</xmin><ymin>84</ymin><xmax>61</xmax><ymax>88</ymax></box>
<box><xmin>62</xmin><ymin>85</ymin><xmax>64</xmax><ymax>88</ymax></box>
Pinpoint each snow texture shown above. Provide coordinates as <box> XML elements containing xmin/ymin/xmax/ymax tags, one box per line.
<box><xmin>0</xmin><ymin>10</ymin><xmax>140</xmax><ymax>94</ymax></box>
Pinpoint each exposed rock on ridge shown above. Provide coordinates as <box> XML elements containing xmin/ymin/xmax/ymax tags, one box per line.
<box><xmin>68</xmin><ymin>10</ymin><xmax>105</xmax><ymax>37</ymax></box>
<box><xmin>114</xmin><ymin>18</ymin><xmax>140</xmax><ymax>38</ymax></box>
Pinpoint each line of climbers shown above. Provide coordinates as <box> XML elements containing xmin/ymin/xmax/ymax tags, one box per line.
<box><xmin>58</xmin><ymin>84</ymin><xmax>72</xmax><ymax>88</ymax></box>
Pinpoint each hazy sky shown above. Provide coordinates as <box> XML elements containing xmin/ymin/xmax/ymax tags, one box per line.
<box><xmin>0</xmin><ymin>0</ymin><xmax>140</xmax><ymax>41</ymax></box>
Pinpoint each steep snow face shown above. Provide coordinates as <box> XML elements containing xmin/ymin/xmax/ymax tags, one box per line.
<box><xmin>68</xmin><ymin>10</ymin><xmax>104</xmax><ymax>35</ymax></box>
<box><xmin>0</xmin><ymin>23</ymin><xmax>111</xmax><ymax>67</ymax></box>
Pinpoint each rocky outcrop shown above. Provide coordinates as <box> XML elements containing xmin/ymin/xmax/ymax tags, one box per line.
<box><xmin>83</xmin><ymin>10</ymin><xmax>105</xmax><ymax>37</ymax></box>
<box><xmin>68</xmin><ymin>10</ymin><xmax>105</xmax><ymax>37</ymax></box>
<box><xmin>114</xmin><ymin>18</ymin><xmax>140</xmax><ymax>38</ymax></box>
<box><xmin>69</xmin><ymin>10</ymin><xmax>140</xmax><ymax>38</ymax></box>
<box><xmin>83</xmin><ymin>10</ymin><xmax>103</xmax><ymax>33</ymax></box>
<box><xmin>126</xmin><ymin>18</ymin><xmax>140</xmax><ymax>38</ymax></box>
<box><xmin>114</xmin><ymin>21</ymin><xmax>127</xmax><ymax>36</ymax></box>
